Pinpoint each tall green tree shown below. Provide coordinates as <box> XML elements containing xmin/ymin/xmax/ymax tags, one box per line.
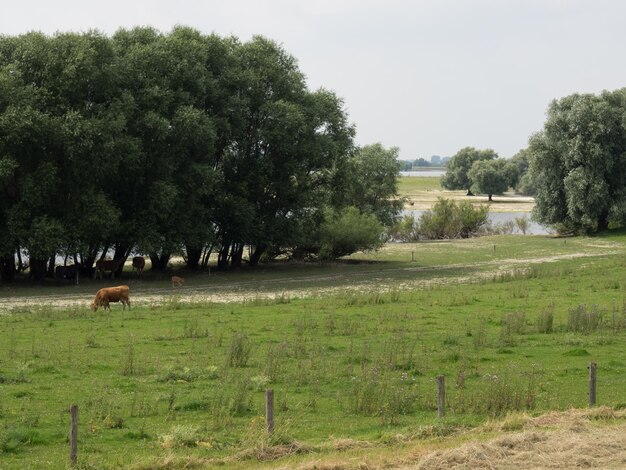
<box><xmin>333</xmin><ymin>143</ymin><xmax>402</xmax><ymax>227</ymax></box>
<box><xmin>215</xmin><ymin>37</ymin><xmax>354</xmax><ymax>268</ymax></box>
<box><xmin>528</xmin><ymin>89</ymin><xmax>626</xmax><ymax>232</ymax></box>
<box><xmin>468</xmin><ymin>158</ymin><xmax>516</xmax><ymax>201</ymax></box>
<box><xmin>441</xmin><ymin>147</ymin><xmax>497</xmax><ymax>195</ymax></box>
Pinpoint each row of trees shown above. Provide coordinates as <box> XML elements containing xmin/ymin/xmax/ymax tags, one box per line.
<box><xmin>0</xmin><ymin>28</ymin><xmax>402</xmax><ymax>282</ymax></box>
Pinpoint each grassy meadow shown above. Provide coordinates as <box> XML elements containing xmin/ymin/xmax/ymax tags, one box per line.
<box><xmin>1</xmin><ymin>233</ymin><xmax>626</xmax><ymax>468</ymax></box>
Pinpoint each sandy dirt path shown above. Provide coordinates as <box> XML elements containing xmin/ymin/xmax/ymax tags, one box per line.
<box><xmin>0</xmin><ymin>249</ymin><xmax>619</xmax><ymax>311</ymax></box>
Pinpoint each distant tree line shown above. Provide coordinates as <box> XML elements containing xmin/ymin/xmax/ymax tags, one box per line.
<box><xmin>399</xmin><ymin>155</ymin><xmax>448</xmax><ymax>171</ymax></box>
<box><xmin>0</xmin><ymin>28</ymin><xmax>402</xmax><ymax>282</ymax></box>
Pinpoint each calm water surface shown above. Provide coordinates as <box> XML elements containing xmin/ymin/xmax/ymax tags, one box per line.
<box><xmin>400</xmin><ymin>170</ymin><xmax>446</xmax><ymax>177</ymax></box>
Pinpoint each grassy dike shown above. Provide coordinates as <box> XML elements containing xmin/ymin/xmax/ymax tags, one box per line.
<box><xmin>0</xmin><ymin>233</ymin><xmax>625</xmax><ymax>468</ymax></box>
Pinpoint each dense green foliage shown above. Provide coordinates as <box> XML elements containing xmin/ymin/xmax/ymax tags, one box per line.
<box><xmin>528</xmin><ymin>88</ymin><xmax>626</xmax><ymax>233</ymax></box>
<box><xmin>333</xmin><ymin>143</ymin><xmax>403</xmax><ymax>226</ymax></box>
<box><xmin>468</xmin><ymin>158</ymin><xmax>517</xmax><ymax>201</ymax></box>
<box><xmin>0</xmin><ymin>29</ymin><xmax>401</xmax><ymax>282</ymax></box>
<box><xmin>509</xmin><ymin>148</ymin><xmax>532</xmax><ymax>194</ymax></box>
<box><xmin>318</xmin><ymin>206</ymin><xmax>384</xmax><ymax>259</ymax></box>
<box><xmin>0</xmin><ymin>233</ymin><xmax>625</xmax><ymax>468</ymax></box>
<box><xmin>440</xmin><ymin>147</ymin><xmax>497</xmax><ymax>193</ymax></box>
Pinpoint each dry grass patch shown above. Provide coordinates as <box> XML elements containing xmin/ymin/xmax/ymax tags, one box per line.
<box><xmin>409</xmin><ymin>407</ymin><xmax>626</xmax><ymax>469</ymax></box>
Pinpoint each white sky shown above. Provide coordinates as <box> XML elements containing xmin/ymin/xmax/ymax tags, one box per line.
<box><xmin>2</xmin><ymin>0</ymin><xmax>625</xmax><ymax>160</ymax></box>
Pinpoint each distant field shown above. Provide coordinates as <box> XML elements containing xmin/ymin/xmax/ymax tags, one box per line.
<box><xmin>397</xmin><ymin>175</ymin><xmax>535</xmax><ymax>212</ymax></box>
<box><xmin>0</xmin><ymin>232</ymin><xmax>625</xmax><ymax>468</ymax></box>
<box><xmin>398</xmin><ymin>175</ymin><xmax>443</xmax><ymax>192</ymax></box>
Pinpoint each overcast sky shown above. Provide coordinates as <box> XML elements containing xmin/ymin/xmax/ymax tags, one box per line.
<box><xmin>2</xmin><ymin>0</ymin><xmax>625</xmax><ymax>160</ymax></box>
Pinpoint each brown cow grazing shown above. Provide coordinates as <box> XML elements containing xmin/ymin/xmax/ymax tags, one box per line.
<box><xmin>95</xmin><ymin>259</ymin><xmax>124</xmax><ymax>280</ymax></box>
<box><xmin>91</xmin><ymin>285</ymin><xmax>131</xmax><ymax>312</ymax></box>
<box><xmin>132</xmin><ymin>256</ymin><xmax>145</xmax><ymax>277</ymax></box>
<box><xmin>171</xmin><ymin>276</ymin><xmax>184</xmax><ymax>287</ymax></box>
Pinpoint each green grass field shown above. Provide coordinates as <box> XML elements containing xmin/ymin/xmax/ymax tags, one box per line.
<box><xmin>398</xmin><ymin>175</ymin><xmax>442</xmax><ymax>192</ymax></box>
<box><xmin>1</xmin><ymin>233</ymin><xmax>625</xmax><ymax>468</ymax></box>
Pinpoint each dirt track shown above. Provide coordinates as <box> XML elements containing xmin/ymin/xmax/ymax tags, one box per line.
<box><xmin>0</xmin><ymin>249</ymin><xmax>620</xmax><ymax>312</ymax></box>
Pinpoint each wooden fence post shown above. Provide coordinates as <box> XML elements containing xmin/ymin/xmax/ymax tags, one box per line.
<box><xmin>69</xmin><ymin>404</ymin><xmax>78</xmax><ymax>465</ymax></box>
<box><xmin>265</xmin><ymin>389</ymin><xmax>274</xmax><ymax>434</ymax></box>
<box><xmin>589</xmin><ymin>362</ymin><xmax>597</xmax><ymax>407</ymax></box>
<box><xmin>437</xmin><ymin>375</ymin><xmax>445</xmax><ymax>418</ymax></box>
<box><xmin>411</xmin><ymin>251</ymin><xmax>415</xmax><ymax>262</ymax></box>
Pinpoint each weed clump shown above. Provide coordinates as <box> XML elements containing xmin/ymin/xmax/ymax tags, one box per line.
<box><xmin>536</xmin><ymin>305</ymin><xmax>554</xmax><ymax>334</ymax></box>
<box><xmin>499</xmin><ymin>311</ymin><xmax>526</xmax><ymax>347</ymax></box>
<box><xmin>0</xmin><ymin>428</ymin><xmax>43</xmax><ymax>453</ymax></box>
<box><xmin>567</xmin><ymin>304</ymin><xmax>604</xmax><ymax>334</ymax></box>
<box><xmin>228</xmin><ymin>332</ymin><xmax>252</xmax><ymax>368</ymax></box>
<box><xmin>346</xmin><ymin>365</ymin><xmax>419</xmax><ymax>425</ymax></box>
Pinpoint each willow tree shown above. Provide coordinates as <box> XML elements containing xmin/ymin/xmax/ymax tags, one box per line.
<box><xmin>528</xmin><ymin>89</ymin><xmax>626</xmax><ymax>232</ymax></box>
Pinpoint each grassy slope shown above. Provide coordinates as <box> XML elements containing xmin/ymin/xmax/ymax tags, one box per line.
<box><xmin>0</xmin><ymin>233</ymin><xmax>625</xmax><ymax>468</ymax></box>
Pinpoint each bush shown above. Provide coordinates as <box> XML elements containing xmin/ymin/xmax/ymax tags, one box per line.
<box><xmin>457</xmin><ymin>200</ymin><xmax>489</xmax><ymax>238</ymax></box>
<box><xmin>388</xmin><ymin>213</ymin><xmax>419</xmax><ymax>241</ymax></box>
<box><xmin>390</xmin><ymin>199</ymin><xmax>489</xmax><ymax>241</ymax></box>
<box><xmin>419</xmin><ymin>198</ymin><xmax>460</xmax><ymax>239</ymax></box>
<box><xmin>515</xmin><ymin>215</ymin><xmax>531</xmax><ymax>235</ymax></box>
<box><xmin>319</xmin><ymin>207</ymin><xmax>384</xmax><ymax>260</ymax></box>
<box><xmin>419</xmin><ymin>198</ymin><xmax>489</xmax><ymax>240</ymax></box>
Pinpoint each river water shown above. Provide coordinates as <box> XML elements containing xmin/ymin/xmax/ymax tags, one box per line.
<box><xmin>400</xmin><ymin>170</ymin><xmax>446</xmax><ymax>177</ymax></box>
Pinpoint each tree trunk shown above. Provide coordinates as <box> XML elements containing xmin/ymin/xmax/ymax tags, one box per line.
<box><xmin>597</xmin><ymin>211</ymin><xmax>609</xmax><ymax>232</ymax></box>
<box><xmin>488</xmin><ymin>194</ymin><xmax>493</xmax><ymax>202</ymax></box>
<box><xmin>249</xmin><ymin>243</ymin><xmax>267</xmax><ymax>267</ymax></box>
<box><xmin>217</xmin><ymin>243</ymin><xmax>231</xmax><ymax>270</ymax></box>
<box><xmin>113</xmin><ymin>244</ymin><xmax>131</xmax><ymax>278</ymax></box>
<box><xmin>466</xmin><ymin>189</ymin><xmax>474</xmax><ymax>196</ymax></box>
<box><xmin>30</xmin><ymin>258</ymin><xmax>47</xmax><ymax>281</ymax></box>
<box><xmin>16</xmin><ymin>249</ymin><xmax>24</xmax><ymax>273</ymax></box>
<box><xmin>201</xmin><ymin>245</ymin><xmax>214</xmax><ymax>269</ymax></box>
<box><xmin>149</xmin><ymin>252</ymin><xmax>171</xmax><ymax>271</ymax></box>
<box><xmin>81</xmin><ymin>243</ymin><xmax>101</xmax><ymax>277</ymax></box>
<box><xmin>0</xmin><ymin>254</ymin><xmax>16</xmax><ymax>282</ymax></box>
<box><xmin>185</xmin><ymin>245</ymin><xmax>202</xmax><ymax>270</ymax></box>
<box><xmin>231</xmin><ymin>243</ymin><xmax>244</xmax><ymax>268</ymax></box>
<box><xmin>46</xmin><ymin>255</ymin><xmax>56</xmax><ymax>278</ymax></box>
